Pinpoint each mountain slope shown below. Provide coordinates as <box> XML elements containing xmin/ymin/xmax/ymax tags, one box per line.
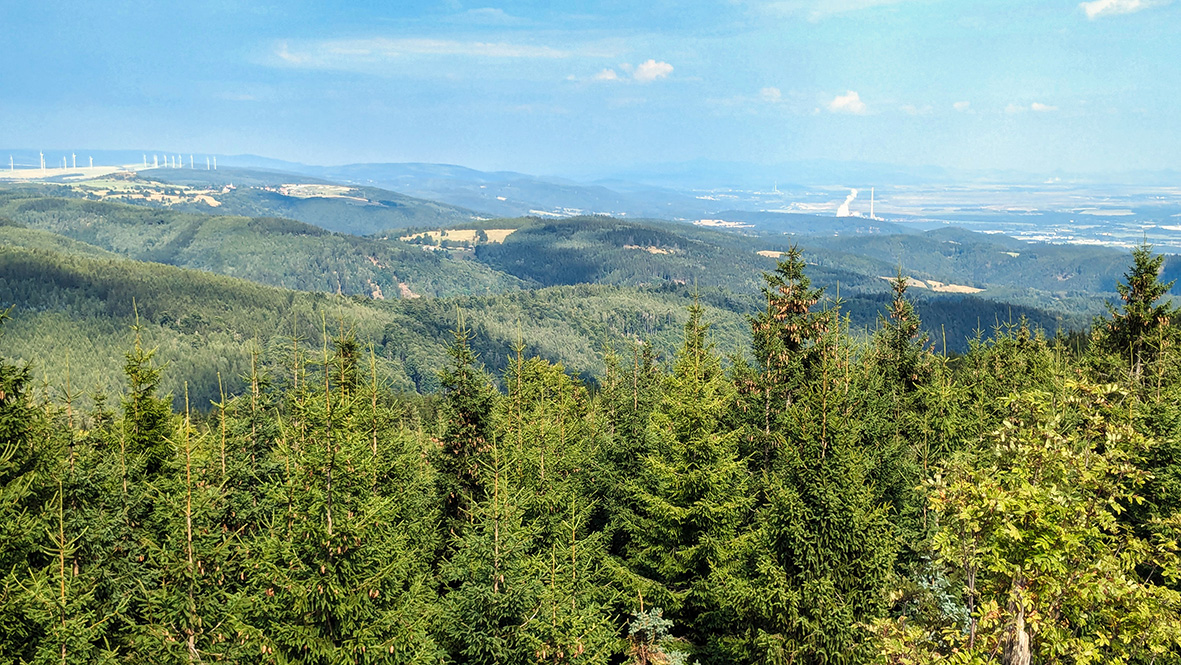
<box><xmin>0</xmin><ymin>193</ymin><xmax>523</xmax><ymax>298</ymax></box>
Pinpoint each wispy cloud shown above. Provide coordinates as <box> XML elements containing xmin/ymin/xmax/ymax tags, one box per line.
<box><xmin>1006</xmin><ymin>101</ymin><xmax>1059</xmax><ymax>114</ymax></box>
<box><xmin>455</xmin><ymin>8</ymin><xmax>526</xmax><ymax>25</ymax></box>
<box><xmin>901</xmin><ymin>103</ymin><xmax>932</xmax><ymax>115</ymax></box>
<box><xmin>953</xmin><ymin>100</ymin><xmax>971</xmax><ymax>112</ymax></box>
<box><xmin>1079</xmin><ymin>0</ymin><xmax>1170</xmax><ymax>19</ymax></box>
<box><xmin>271</xmin><ymin>36</ymin><xmax>613</xmax><ymax>70</ymax></box>
<box><xmin>760</xmin><ymin>87</ymin><xmax>783</xmax><ymax>103</ymax></box>
<box><xmin>827</xmin><ymin>90</ymin><xmax>867</xmax><ymax>114</ymax></box>
<box><xmin>593</xmin><ymin>68</ymin><xmax>620</xmax><ymax>81</ymax></box>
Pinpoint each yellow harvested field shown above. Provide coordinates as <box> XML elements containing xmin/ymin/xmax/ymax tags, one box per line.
<box><xmin>484</xmin><ymin>229</ymin><xmax>516</xmax><ymax>243</ymax></box>
<box><xmin>879</xmin><ymin>276</ymin><xmax>983</xmax><ymax>294</ymax></box>
<box><xmin>279</xmin><ymin>184</ymin><xmax>359</xmax><ymax>199</ymax></box>
<box><xmin>399</xmin><ymin>228</ymin><xmax>516</xmax><ymax>244</ymax></box>
<box><xmin>624</xmin><ymin>245</ymin><xmax>672</xmax><ymax>255</ymax></box>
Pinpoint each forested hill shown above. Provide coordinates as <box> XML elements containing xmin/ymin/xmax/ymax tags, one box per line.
<box><xmin>1</xmin><ymin>243</ymin><xmax>1179</xmax><ymax>663</ymax></box>
<box><xmin>0</xmin><ymin>189</ymin><xmax>1149</xmax><ymax>417</ymax></box>
<box><xmin>2</xmin><ymin>232</ymin><xmax>1079</xmax><ymax>409</ymax></box>
<box><xmin>0</xmin><ymin>194</ymin><xmax>521</xmax><ymax>299</ymax></box>
<box><xmin>118</xmin><ymin>166</ymin><xmax>488</xmax><ymax>236</ymax></box>
<box><xmin>0</xmin><ymin>241</ymin><xmax>751</xmax><ymax>406</ymax></box>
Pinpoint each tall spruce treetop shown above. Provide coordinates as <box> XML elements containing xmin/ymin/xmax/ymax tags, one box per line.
<box><xmin>743</xmin><ymin>245</ymin><xmax>833</xmax><ymax>453</ymax></box>
<box><xmin>121</xmin><ymin>319</ymin><xmax>173</xmax><ymax>475</ymax></box>
<box><xmin>875</xmin><ymin>271</ymin><xmax>932</xmax><ymax>393</ymax></box>
<box><xmin>1101</xmin><ymin>242</ymin><xmax>1179</xmax><ymax>379</ymax></box>
<box><xmin>751</xmin><ymin>245</ymin><xmax>828</xmax><ymax>374</ymax></box>
<box><xmin>436</xmin><ymin>312</ymin><xmax>497</xmax><ymax>532</ymax></box>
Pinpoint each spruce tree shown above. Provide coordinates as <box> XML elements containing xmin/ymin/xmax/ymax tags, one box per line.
<box><xmin>720</xmin><ymin>258</ymin><xmax>896</xmax><ymax>665</ymax></box>
<box><xmin>435</xmin><ymin>314</ymin><xmax>497</xmax><ymax>538</ymax></box>
<box><xmin>1097</xmin><ymin>242</ymin><xmax>1179</xmax><ymax>381</ymax></box>
<box><xmin>626</xmin><ymin>298</ymin><xmax>752</xmax><ymax>657</ymax></box>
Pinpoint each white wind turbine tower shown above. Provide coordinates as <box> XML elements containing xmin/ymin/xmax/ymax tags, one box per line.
<box><xmin>153</xmin><ymin>154</ymin><xmax>159</xmax><ymax>168</ymax></box>
<box><xmin>62</xmin><ymin>156</ymin><xmax>67</xmax><ymax>170</ymax></box>
<box><xmin>189</xmin><ymin>154</ymin><xmax>193</xmax><ymax>169</ymax></box>
<box><xmin>9</xmin><ymin>156</ymin><xmax>13</xmax><ymax>172</ymax></box>
<box><xmin>143</xmin><ymin>154</ymin><xmax>148</xmax><ymax>167</ymax></box>
<box><xmin>72</xmin><ymin>153</ymin><xmax>76</xmax><ymax>169</ymax></box>
<box><xmin>206</xmin><ymin>156</ymin><xmax>210</xmax><ymax>170</ymax></box>
<box><xmin>213</xmin><ymin>156</ymin><xmax>217</xmax><ymax>170</ymax></box>
<box><xmin>89</xmin><ymin>156</ymin><xmax>93</xmax><ymax>168</ymax></box>
<box><xmin>870</xmin><ymin>188</ymin><xmax>875</xmax><ymax>220</ymax></box>
<box><xmin>40</xmin><ymin>151</ymin><xmax>45</xmax><ymax>173</ymax></box>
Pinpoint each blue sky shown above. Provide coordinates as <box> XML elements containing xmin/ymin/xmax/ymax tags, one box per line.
<box><xmin>2</xmin><ymin>0</ymin><xmax>1179</xmax><ymax>177</ymax></box>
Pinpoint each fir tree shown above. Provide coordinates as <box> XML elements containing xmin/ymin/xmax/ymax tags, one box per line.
<box><xmin>1098</xmin><ymin>242</ymin><xmax>1179</xmax><ymax>381</ymax></box>
<box><xmin>626</xmin><ymin>298</ymin><xmax>752</xmax><ymax>656</ymax></box>
<box><xmin>435</xmin><ymin>314</ymin><xmax>497</xmax><ymax>538</ymax></box>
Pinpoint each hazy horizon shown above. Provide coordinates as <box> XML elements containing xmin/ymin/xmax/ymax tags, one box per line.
<box><xmin>4</xmin><ymin>1</ymin><xmax>1180</xmax><ymax>178</ymax></box>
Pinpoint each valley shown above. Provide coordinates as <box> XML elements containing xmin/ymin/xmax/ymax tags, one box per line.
<box><xmin>0</xmin><ymin>159</ymin><xmax>1164</xmax><ymax>412</ymax></box>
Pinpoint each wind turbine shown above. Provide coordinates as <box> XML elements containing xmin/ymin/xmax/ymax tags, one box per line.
<box><xmin>40</xmin><ymin>150</ymin><xmax>45</xmax><ymax>173</ymax></box>
<box><xmin>143</xmin><ymin>154</ymin><xmax>148</xmax><ymax>167</ymax></box>
<box><xmin>153</xmin><ymin>154</ymin><xmax>159</xmax><ymax>168</ymax></box>
<box><xmin>206</xmin><ymin>156</ymin><xmax>210</xmax><ymax>170</ymax></box>
<box><xmin>189</xmin><ymin>154</ymin><xmax>193</xmax><ymax>169</ymax></box>
<box><xmin>213</xmin><ymin>156</ymin><xmax>217</xmax><ymax>170</ymax></box>
<box><xmin>9</xmin><ymin>155</ymin><xmax>13</xmax><ymax>172</ymax></box>
<box><xmin>72</xmin><ymin>153</ymin><xmax>76</xmax><ymax>169</ymax></box>
<box><xmin>89</xmin><ymin>156</ymin><xmax>93</xmax><ymax>168</ymax></box>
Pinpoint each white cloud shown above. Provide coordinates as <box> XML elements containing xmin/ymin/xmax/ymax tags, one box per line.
<box><xmin>593</xmin><ymin>68</ymin><xmax>620</xmax><ymax>81</ymax></box>
<box><xmin>1007</xmin><ymin>101</ymin><xmax>1058</xmax><ymax>113</ymax></box>
<box><xmin>760</xmin><ymin>86</ymin><xmax>783</xmax><ymax>103</ymax></box>
<box><xmin>633</xmin><ymin>59</ymin><xmax>674</xmax><ymax>83</ymax></box>
<box><xmin>901</xmin><ymin>103</ymin><xmax>932</xmax><ymax>115</ymax></box>
<box><xmin>1080</xmin><ymin>0</ymin><xmax>1169</xmax><ymax>19</ymax></box>
<box><xmin>953</xmin><ymin>100</ymin><xmax>971</xmax><ymax>112</ymax></box>
<box><xmin>827</xmin><ymin>90</ymin><xmax>867</xmax><ymax>114</ymax></box>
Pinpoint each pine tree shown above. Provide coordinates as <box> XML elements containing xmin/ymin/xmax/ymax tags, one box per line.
<box><xmin>1098</xmin><ymin>242</ymin><xmax>1179</xmax><ymax>381</ymax></box>
<box><xmin>438</xmin><ymin>443</ymin><xmax>541</xmax><ymax>665</ymax></box>
<box><xmin>251</xmin><ymin>336</ymin><xmax>443</xmax><ymax>663</ymax></box>
<box><xmin>720</xmin><ymin>264</ymin><xmax>896</xmax><ymax>665</ymax></box>
<box><xmin>626</xmin><ymin>298</ymin><xmax>752</xmax><ymax>656</ymax></box>
<box><xmin>435</xmin><ymin>314</ymin><xmax>497</xmax><ymax>538</ymax></box>
<box><xmin>744</xmin><ymin>246</ymin><xmax>831</xmax><ymax>470</ymax></box>
<box><xmin>122</xmin><ymin>319</ymin><xmax>174</xmax><ymax>477</ymax></box>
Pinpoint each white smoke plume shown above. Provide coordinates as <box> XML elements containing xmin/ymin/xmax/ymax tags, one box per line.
<box><xmin>836</xmin><ymin>188</ymin><xmax>858</xmax><ymax>217</ymax></box>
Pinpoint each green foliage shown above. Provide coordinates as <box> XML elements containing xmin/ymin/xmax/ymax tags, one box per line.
<box><xmin>873</xmin><ymin>382</ymin><xmax>1181</xmax><ymax>664</ymax></box>
<box><xmin>0</xmin><ymin>221</ymin><xmax>1179</xmax><ymax>665</ymax></box>
<box><xmin>626</xmin><ymin>298</ymin><xmax>753</xmax><ymax>648</ymax></box>
<box><xmin>1095</xmin><ymin>241</ymin><xmax>1180</xmax><ymax>381</ymax></box>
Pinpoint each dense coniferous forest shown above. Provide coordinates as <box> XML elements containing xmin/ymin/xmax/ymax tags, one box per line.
<box><xmin>2</xmin><ymin>242</ymin><xmax>1180</xmax><ymax>664</ymax></box>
